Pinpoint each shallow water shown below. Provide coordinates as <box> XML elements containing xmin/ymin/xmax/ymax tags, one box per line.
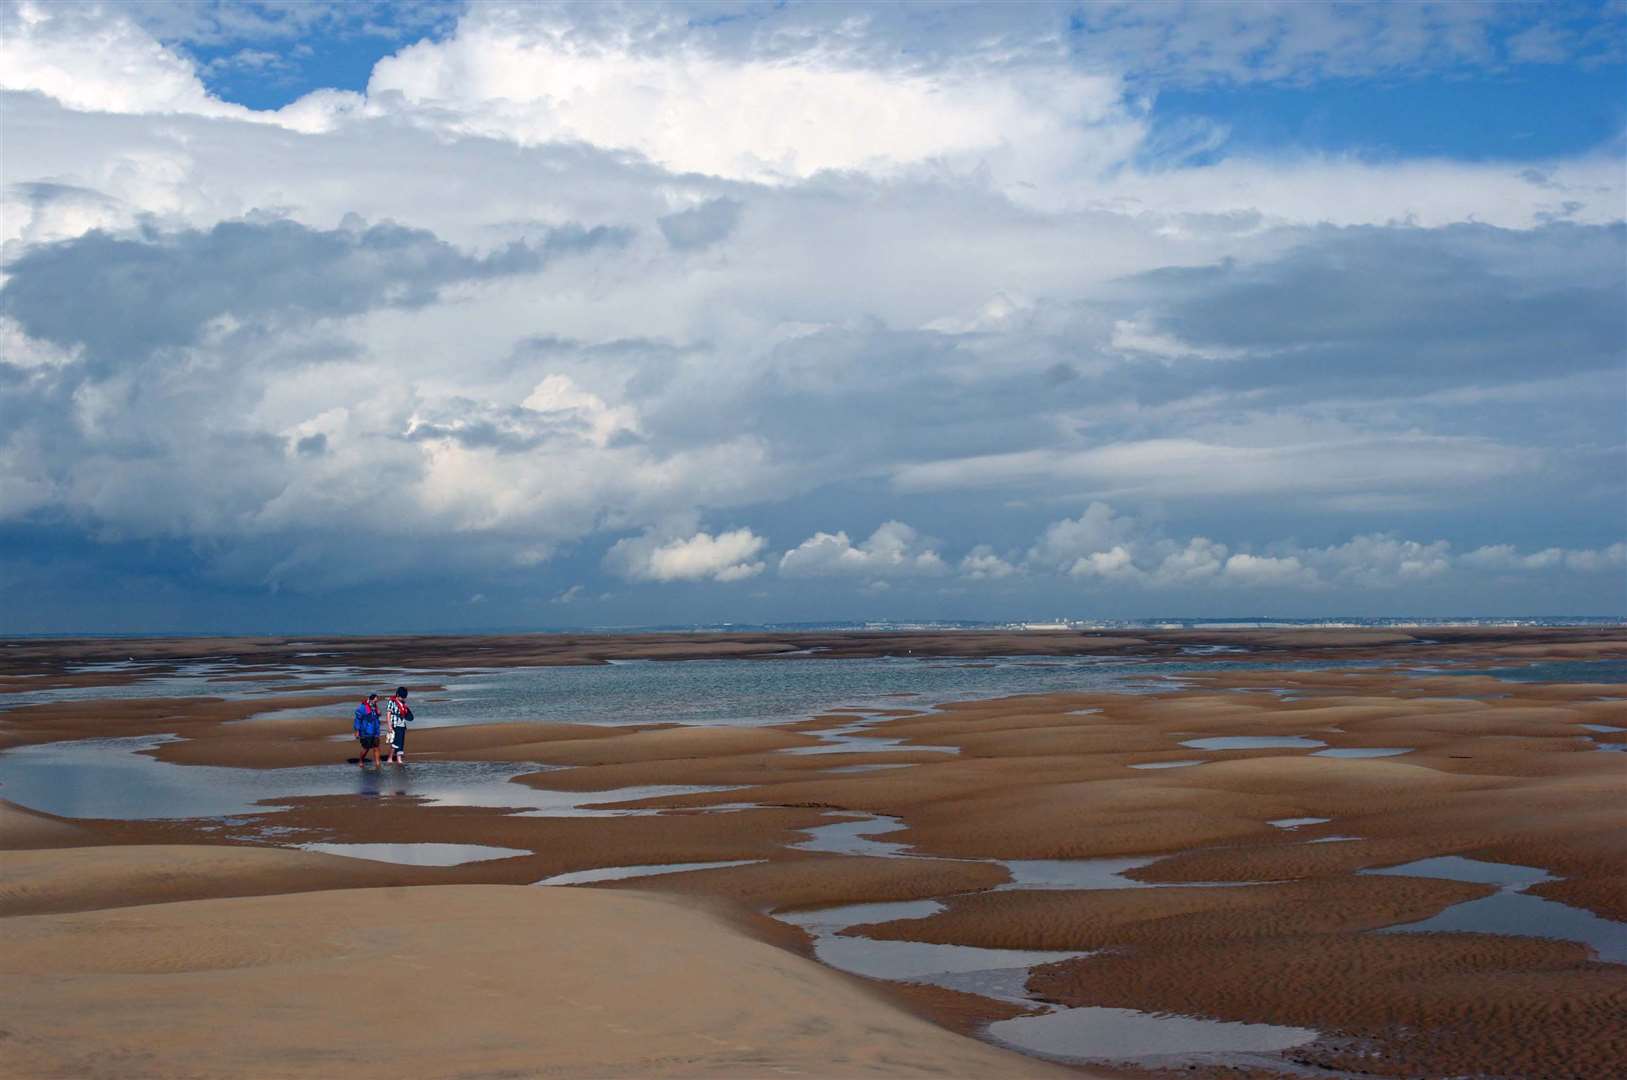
<box><xmin>1269</xmin><ymin>817</ymin><xmax>1330</xmax><ymax>829</ymax></box>
<box><xmin>1129</xmin><ymin>759</ymin><xmax>1207</xmax><ymax>769</ymax></box>
<box><xmin>791</xmin><ymin>814</ymin><xmax>913</xmax><ymax>858</ymax></box>
<box><xmin>1312</xmin><ymin>747</ymin><xmax>1412</xmax><ymax>758</ymax></box>
<box><xmin>1462</xmin><ymin>658</ymin><xmax>1627</xmax><ymax>684</ymax></box>
<box><xmin>1180</xmin><ymin>735</ymin><xmax>1327</xmax><ymax>751</ymax></box>
<box><xmin>537</xmin><ymin>859</ymin><xmax>763</xmax><ymax>885</ymax></box>
<box><xmin>11</xmin><ymin>654</ymin><xmax>1377</xmax><ymax>731</ymax></box>
<box><xmin>1383</xmin><ymin>891</ymin><xmax>1627</xmax><ymax>963</ymax></box>
<box><xmin>1362</xmin><ymin>855</ymin><xmax>1626</xmax><ymax>963</ymax></box>
<box><xmin>777</xmin><ymin>886</ymin><xmax>1319</xmax><ymax>1069</ymax></box>
<box><xmin>296</xmin><ymin>842</ymin><xmax>529</xmax><ymax>866</ymax></box>
<box><xmin>988</xmin><ymin>1006</ymin><xmax>1318</xmax><ymax>1063</ymax></box>
<box><xmin>995</xmin><ymin>856</ymin><xmax>1160</xmax><ymax>890</ymax></box>
<box><xmin>777</xmin><ymin>713</ymin><xmax>959</xmax><ymax>756</ymax></box>
<box><xmin>1364</xmin><ymin>855</ymin><xmax>1554</xmax><ymax>890</ymax></box>
<box><xmin>0</xmin><ymin>736</ymin><xmax>735</xmax><ymax>820</ymax></box>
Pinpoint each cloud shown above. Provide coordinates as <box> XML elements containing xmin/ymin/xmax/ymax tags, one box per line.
<box><xmin>895</xmin><ymin>435</ymin><xmax>1537</xmax><ymax>503</ymax></box>
<box><xmin>605</xmin><ymin>524</ymin><xmax>768</xmax><ymax>583</ymax></box>
<box><xmin>1008</xmin><ymin>507</ymin><xmax>1623</xmax><ymax>593</ymax></box>
<box><xmin>1027</xmin><ymin>503</ymin><xmax>1139</xmax><ymax>574</ymax></box>
<box><xmin>1462</xmin><ymin>542</ymin><xmax>1627</xmax><ymax>574</ymax></box>
<box><xmin>658</xmin><ymin>198</ymin><xmax>743</xmax><ymax>251</ymax></box>
<box><xmin>0</xmin><ymin>2</ymin><xmax>1620</xmax><ymax>626</ymax></box>
<box><xmin>1221</xmin><ymin>553</ymin><xmax>1317</xmax><ymax>588</ymax></box>
<box><xmin>959</xmin><ymin>545</ymin><xmax>1020</xmax><ymax>580</ymax></box>
<box><xmin>0</xmin><ymin>217</ymin><xmax>628</xmax><ymax>370</ymax></box>
<box><xmin>779</xmin><ymin>521</ymin><xmax>947</xmax><ymax>578</ymax></box>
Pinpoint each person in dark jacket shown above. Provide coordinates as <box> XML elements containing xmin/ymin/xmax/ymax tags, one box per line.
<box><xmin>386</xmin><ymin>686</ymin><xmax>413</xmax><ymax>764</ymax></box>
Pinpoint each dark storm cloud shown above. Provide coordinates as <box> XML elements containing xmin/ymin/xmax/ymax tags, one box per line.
<box><xmin>403</xmin><ymin>399</ymin><xmax>598</xmax><ymax>453</ymax></box>
<box><xmin>8</xmin><ymin>180</ymin><xmax>120</xmax><ymax>209</ymax></box>
<box><xmin>658</xmin><ymin>198</ymin><xmax>743</xmax><ymax>250</ymax></box>
<box><xmin>0</xmin><ymin>217</ymin><xmax>629</xmax><ymax>371</ymax></box>
<box><xmin>1127</xmin><ymin>223</ymin><xmax>1626</xmax><ymax>386</ymax></box>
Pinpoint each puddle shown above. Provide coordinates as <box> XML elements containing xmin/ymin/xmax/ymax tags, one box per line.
<box><xmin>1130</xmin><ymin>759</ymin><xmax>1207</xmax><ymax>770</ymax></box>
<box><xmin>1581</xmin><ymin>724</ymin><xmax>1624</xmax><ymax>733</ymax></box>
<box><xmin>791</xmin><ymin>814</ymin><xmax>913</xmax><ymax>858</ymax></box>
<box><xmin>0</xmin><ymin>736</ymin><xmax>736</xmax><ymax>820</ymax></box>
<box><xmin>1364</xmin><ymin>855</ymin><xmax>1554</xmax><ymax>890</ymax></box>
<box><xmin>1180</xmin><ymin>736</ymin><xmax>1327</xmax><ymax>750</ymax></box>
<box><xmin>778</xmin><ymin>900</ymin><xmax>1087</xmax><ymax>983</ymax></box>
<box><xmin>995</xmin><ymin>856</ymin><xmax>1160</xmax><ymax>891</ymax></box>
<box><xmin>778</xmin><ymin>715</ymin><xmax>958</xmax><ymax>756</ymax></box>
<box><xmin>780</xmin><ymin>898</ymin><xmax>945</xmax><ymax>933</ymax></box>
<box><xmin>296</xmin><ymin>842</ymin><xmax>529</xmax><ymax>866</ymax></box>
<box><xmin>778</xmin><ymin>884</ymin><xmax>1318</xmax><ymax>1071</ymax></box>
<box><xmin>537</xmin><ymin>859</ymin><xmax>763</xmax><ymax>886</ymax></box>
<box><xmin>988</xmin><ymin>1006</ymin><xmax>1318</xmax><ymax>1064</ymax></box>
<box><xmin>813</xmin><ymin>935</ymin><xmax>1084</xmax><ymax>982</ymax></box>
<box><xmin>1307</xmin><ymin>835</ymin><xmax>1362</xmax><ymax>844</ymax></box>
<box><xmin>1384</xmin><ymin>891</ymin><xmax>1627</xmax><ymax>964</ymax></box>
<box><xmin>1269</xmin><ymin>817</ymin><xmax>1330</xmax><ymax>829</ymax></box>
<box><xmin>824</xmin><ymin>763</ymin><xmax>917</xmax><ymax>774</ymax></box>
<box><xmin>1312</xmin><ymin>747</ymin><xmax>1412</xmax><ymax>758</ymax></box>
<box><xmin>1364</xmin><ymin>856</ymin><xmax>1627</xmax><ymax>964</ymax></box>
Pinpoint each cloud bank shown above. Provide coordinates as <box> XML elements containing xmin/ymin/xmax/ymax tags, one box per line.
<box><xmin>0</xmin><ymin>0</ymin><xmax>1621</xmax><ymax>629</ymax></box>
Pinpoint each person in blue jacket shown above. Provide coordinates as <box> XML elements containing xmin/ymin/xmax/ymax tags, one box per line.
<box><xmin>353</xmin><ymin>693</ymin><xmax>383</xmax><ymax>767</ymax></box>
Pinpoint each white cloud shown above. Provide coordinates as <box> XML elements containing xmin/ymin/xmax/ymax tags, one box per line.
<box><xmin>1221</xmin><ymin>553</ymin><xmax>1318</xmax><ymax>588</ymax></box>
<box><xmin>1463</xmin><ymin>542</ymin><xmax>1627</xmax><ymax>574</ymax></box>
<box><xmin>1149</xmin><ymin>537</ymin><xmax>1229</xmax><ymax>585</ymax></box>
<box><xmin>779</xmin><ymin>521</ymin><xmax>947</xmax><ymax>578</ymax></box>
<box><xmin>0</xmin><ymin>1</ymin><xmax>254</xmax><ymax>121</ymax></box>
<box><xmin>1027</xmin><ymin>503</ymin><xmax>1139</xmax><ymax>574</ymax></box>
<box><xmin>1009</xmin><ymin>507</ymin><xmax>1622</xmax><ymax>593</ymax></box>
<box><xmin>959</xmin><ymin>545</ymin><xmax>1021</xmax><ymax>580</ymax></box>
<box><xmin>604</xmin><ymin>524</ymin><xmax>767</xmax><ymax>583</ymax></box>
<box><xmin>361</xmin><ymin>7</ymin><xmax>1138</xmax><ymax>194</ymax></box>
<box><xmin>894</xmin><ymin>436</ymin><xmax>1538</xmax><ymax>502</ymax></box>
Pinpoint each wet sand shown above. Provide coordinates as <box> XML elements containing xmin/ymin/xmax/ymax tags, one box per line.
<box><xmin>2</xmin><ymin>627</ymin><xmax>1625</xmax><ymax>1078</ymax></box>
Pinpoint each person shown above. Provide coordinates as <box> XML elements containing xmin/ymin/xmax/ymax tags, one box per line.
<box><xmin>353</xmin><ymin>693</ymin><xmax>382</xmax><ymax>767</ymax></box>
<box><xmin>386</xmin><ymin>686</ymin><xmax>413</xmax><ymax>764</ymax></box>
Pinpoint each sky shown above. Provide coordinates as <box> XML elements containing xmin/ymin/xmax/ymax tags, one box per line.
<box><xmin>1</xmin><ymin>1</ymin><xmax>1624</xmax><ymax>633</ymax></box>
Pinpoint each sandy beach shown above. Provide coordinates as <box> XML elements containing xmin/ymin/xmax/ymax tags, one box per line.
<box><xmin>2</xmin><ymin>627</ymin><xmax>1624</xmax><ymax>1078</ymax></box>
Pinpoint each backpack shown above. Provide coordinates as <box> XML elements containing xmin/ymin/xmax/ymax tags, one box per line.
<box><xmin>353</xmin><ymin>701</ymin><xmax>381</xmax><ymax>739</ymax></box>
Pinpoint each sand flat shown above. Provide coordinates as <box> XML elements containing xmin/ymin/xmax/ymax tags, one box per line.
<box><xmin>3</xmin><ymin>627</ymin><xmax>1625</xmax><ymax>1078</ymax></box>
<box><xmin>0</xmin><ymin>884</ymin><xmax>1077</xmax><ymax>1080</ymax></box>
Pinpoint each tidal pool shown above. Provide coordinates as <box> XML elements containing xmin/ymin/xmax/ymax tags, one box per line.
<box><xmin>537</xmin><ymin>860</ymin><xmax>763</xmax><ymax>886</ymax></box>
<box><xmin>1364</xmin><ymin>856</ymin><xmax>1627</xmax><ymax>964</ymax></box>
<box><xmin>297</xmin><ymin>842</ymin><xmax>529</xmax><ymax>866</ymax></box>
<box><xmin>0</xmin><ymin>736</ymin><xmax>736</xmax><ymax>821</ymax></box>
<box><xmin>1269</xmin><ymin>817</ymin><xmax>1331</xmax><ymax>829</ymax></box>
<box><xmin>1312</xmin><ymin>747</ymin><xmax>1412</xmax><ymax>758</ymax></box>
<box><xmin>791</xmin><ymin>814</ymin><xmax>913</xmax><ymax>858</ymax></box>
<box><xmin>1180</xmin><ymin>735</ymin><xmax>1327</xmax><ymax>750</ymax></box>
<box><xmin>988</xmin><ymin>1006</ymin><xmax>1318</xmax><ymax>1064</ymax></box>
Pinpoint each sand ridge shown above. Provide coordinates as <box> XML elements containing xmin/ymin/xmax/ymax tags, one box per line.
<box><xmin>0</xmin><ymin>883</ymin><xmax>1081</xmax><ymax>1079</ymax></box>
